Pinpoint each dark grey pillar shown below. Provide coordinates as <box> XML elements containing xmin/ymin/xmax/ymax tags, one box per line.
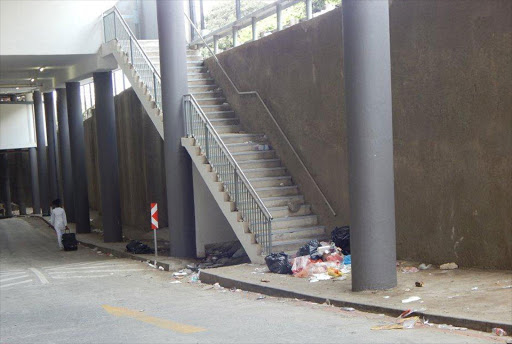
<box><xmin>43</xmin><ymin>91</ymin><xmax>60</xmax><ymax>202</ymax></box>
<box><xmin>157</xmin><ymin>0</ymin><xmax>196</xmax><ymax>257</ymax></box>
<box><xmin>189</xmin><ymin>0</ymin><xmax>197</xmax><ymax>41</ymax></box>
<box><xmin>93</xmin><ymin>72</ymin><xmax>122</xmax><ymax>242</ymax></box>
<box><xmin>15</xmin><ymin>152</ymin><xmax>27</xmax><ymax>215</ymax></box>
<box><xmin>199</xmin><ymin>0</ymin><xmax>205</xmax><ymax>30</ymax></box>
<box><xmin>56</xmin><ymin>88</ymin><xmax>75</xmax><ymax>222</ymax></box>
<box><xmin>10</xmin><ymin>94</ymin><xmax>16</xmax><ymax>102</ymax></box>
<box><xmin>29</xmin><ymin>147</ymin><xmax>41</xmax><ymax>214</ymax></box>
<box><xmin>0</xmin><ymin>154</ymin><xmax>13</xmax><ymax>218</ymax></box>
<box><xmin>34</xmin><ymin>91</ymin><xmax>50</xmax><ymax>215</ymax></box>
<box><xmin>235</xmin><ymin>0</ymin><xmax>241</xmax><ymax>20</ymax></box>
<box><xmin>342</xmin><ymin>0</ymin><xmax>397</xmax><ymax>291</ymax></box>
<box><xmin>66</xmin><ymin>82</ymin><xmax>90</xmax><ymax>233</ymax></box>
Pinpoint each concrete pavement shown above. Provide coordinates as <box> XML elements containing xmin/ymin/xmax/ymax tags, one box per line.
<box><xmin>1</xmin><ymin>217</ymin><xmax>510</xmax><ymax>343</ymax></box>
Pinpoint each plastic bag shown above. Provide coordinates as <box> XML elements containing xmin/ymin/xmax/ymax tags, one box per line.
<box><xmin>292</xmin><ymin>255</ymin><xmax>310</xmax><ymax>275</ymax></box>
<box><xmin>265</xmin><ymin>252</ymin><xmax>292</xmax><ymax>274</ymax></box>
<box><xmin>126</xmin><ymin>240</ymin><xmax>154</xmax><ymax>254</ymax></box>
<box><xmin>331</xmin><ymin>226</ymin><xmax>350</xmax><ymax>255</ymax></box>
<box><xmin>296</xmin><ymin>239</ymin><xmax>322</xmax><ymax>260</ymax></box>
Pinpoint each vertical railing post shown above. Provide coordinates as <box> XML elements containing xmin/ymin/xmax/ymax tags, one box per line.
<box><xmin>234</xmin><ymin>168</ymin><xmax>239</xmax><ymax>209</ymax></box>
<box><xmin>213</xmin><ymin>35</ymin><xmax>219</xmax><ymax>54</ymax></box>
<box><xmin>204</xmin><ymin>123</ymin><xmax>209</xmax><ymax>159</ymax></box>
<box><xmin>252</xmin><ymin>17</ymin><xmax>258</xmax><ymax>41</ymax></box>
<box><xmin>276</xmin><ymin>4</ymin><xmax>283</xmax><ymax>31</ymax></box>
<box><xmin>268</xmin><ymin>219</ymin><xmax>272</xmax><ymax>254</ymax></box>
<box><xmin>129</xmin><ymin>36</ymin><xmax>134</xmax><ymax>65</ymax></box>
<box><xmin>113</xmin><ymin>11</ymin><xmax>117</xmax><ymax>39</ymax></box>
<box><xmin>103</xmin><ymin>16</ymin><xmax>107</xmax><ymax>43</ymax></box>
<box><xmin>153</xmin><ymin>73</ymin><xmax>157</xmax><ymax>101</ymax></box>
<box><xmin>306</xmin><ymin>0</ymin><xmax>313</xmax><ymax>20</ymax></box>
<box><xmin>232</xmin><ymin>26</ymin><xmax>238</xmax><ymax>47</ymax></box>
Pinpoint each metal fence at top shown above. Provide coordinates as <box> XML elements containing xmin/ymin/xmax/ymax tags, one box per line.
<box><xmin>103</xmin><ymin>8</ymin><xmax>162</xmax><ymax>111</ymax></box>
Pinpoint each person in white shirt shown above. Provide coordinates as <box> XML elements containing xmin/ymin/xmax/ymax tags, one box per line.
<box><xmin>50</xmin><ymin>199</ymin><xmax>68</xmax><ymax>250</ymax></box>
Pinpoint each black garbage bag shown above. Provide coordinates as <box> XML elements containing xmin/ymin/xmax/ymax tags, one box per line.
<box><xmin>265</xmin><ymin>252</ymin><xmax>292</xmax><ymax>274</ymax></box>
<box><xmin>126</xmin><ymin>240</ymin><xmax>154</xmax><ymax>254</ymax></box>
<box><xmin>331</xmin><ymin>226</ymin><xmax>350</xmax><ymax>255</ymax></box>
<box><xmin>296</xmin><ymin>239</ymin><xmax>322</xmax><ymax>260</ymax></box>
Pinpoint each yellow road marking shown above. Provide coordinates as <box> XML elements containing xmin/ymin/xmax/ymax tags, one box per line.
<box><xmin>102</xmin><ymin>305</ymin><xmax>206</xmax><ymax>334</ymax></box>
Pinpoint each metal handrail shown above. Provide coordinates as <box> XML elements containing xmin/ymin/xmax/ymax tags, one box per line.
<box><xmin>186</xmin><ymin>94</ymin><xmax>273</xmax><ymax>221</ymax></box>
<box><xmin>103</xmin><ymin>7</ymin><xmax>161</xmax><ymax>79</ymax></box>
<box><xmin>184</xmin><ymin>13</ymin><xmax>337</xmax><ymax>217</ymax></box>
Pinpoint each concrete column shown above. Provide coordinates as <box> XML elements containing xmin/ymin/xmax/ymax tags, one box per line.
<box><xmin>56</xmin><ymin>88</ymin><xmax>75</xmax><ymax>222</ymax></box>
<box><xmin>29</xmin><ymin>147</ymin><xmax>41</xmax><ymax>214</ymax></box>
<box><xmin>66</xmin><ymin>82</ymin><xmax>90</xmax><ymax>233</ymax></box>
<box><xmin>43</xmin><ymin>91</ymin><xmax>60</xmax><ymax>201</ymax></box>
<box><xmin>199</xmin><ymin>0</ymin><xmax>205</xmax><ymax>31</ymax></box>
<box><xmin>252</xmin><ymin>17</ymin><xmax>258</xmax><ymax>41</ymax></box>
<box><xmin>0</xmin><ymin>154</ymin><xmax>13</xmax><ymax>217</ymax></box>
<box><xmin>14</xmin><ymin>152</ymin><xmax>27</xmax><ymax>215</ymax></box>
<box><xmin>306</xmin><ymin>0</ymin><xmax>312</xmax><ymax>20</ymax></box>
<box><xmin>342</xmin><ymin>0</ymin><xmax>397</xmax><ymax>291</ymax></box>
<box><xmin>235</xmin><ymin>0</ymin><xmax>241</xmax><ymax>20</ymax></box>
<box><xmin>189</xmin><ymin>0</ymin><xmax>196</xmax><ymax>41</ymax></box>
<box><xmin>93</xmin><ymin>72</ymin><xmax>122</xmax><ymax>243</ymax></box>
<box><xmin>277</xmin><ymin>4</ymin><xmax>283</xmax><ymax>31</ymax></box>
<box><xmin>33</xmin><ymin>91</ymin><xmax>50</xmax><ymax>215</ymax></box>
<box><xmin>157</xmin><ymin>0</ymin><xmax>196</xmax><ymax>257</ymax></box>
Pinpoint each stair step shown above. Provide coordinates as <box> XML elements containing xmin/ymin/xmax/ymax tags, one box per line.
<box><xmin>187</xmin><ymin>49</ymin><xmax>201</xmax><ymax>55</ymax></box>
<box><xmin>196</xmin><ymin>97</ymin><xmax>227</xmax><ymax>106</ymax></box>
<box><xmin>266</xmin><ymin>225</ymin><xmax>325</xmax><ymax>242</ymax></box>
<box><xmin>144</xmin><ymin>50</ymin><xmax>160</xmax><ymax>57</ymax></box>
<box><xmin>245</xmin><ymin>176</ymin><xmax>292</xmax><ymax>188</ymax></box>
<box><xmin>209</xmin><ymin>118</ymin><xmax>240</xmax><ymax>126</ymax></box>
<box><xmin>187</xmin><ymin>66</ymin><xmax>208</xmax><ymax>73</ymax></box>
<box><xmin>225</xmin><ymin>142</ymin><xmax>270</xmax><ymax>152</ymax></box>
<box><xmin>268</xmin><ymin>204</ymin><xmax>312</xmax><ymax>218</ymax></box>
<box><xmin>242</xmin><ymin>167</ymin><xmax>288</xmax><ymax>178</ymax></box>
<box><xmin>201</xmin><ymin>104</ymin><xmax>232</xmax><ymax>112</ymax></box>
<box><xmin>261</xmin><ymin>195</ymin><xmax>304</xmax><ymax>208</ymax></box>
<box><xmin>271</xmin><ymin>215</ymin><xmax>318</xmax><ymax>230</ymax></box>
<box><xmin>219</xmin><ymin>133</ymin><xmax>265</xmax><ymax>144</ymax></box>
<box><xmin>191</xmin><ymin>90</ymin><xmax>224</xmax><ymax>99</ymax></box>
<box><xmin>187</xmin><ymin>60</ymin><xmax>204</xmax><ymax>67</ymax></box>
<box><xmin>212</xmin><ymin>124</ymin><xmax>241</xmax><ymax>134</ymax></box>
<box><xmin>205</xmin><ymin>111</ymin><xmax>236</xmax><ymax>120</ymax></box>
<box><xmin>186</xmin><ymin>54</ymin><xmax>203</xmax><ymax>61</ymax></box>
<box><xmin>187</xmin><ymin>72</ymin><xmax>211</xmax><ymax>78</ymax></box>
<box><xmin>188</xmin><ymin>78</ymin><xmax>216</xmax><ymax>86</ymax></box>
<box><xmin>236</xmin><ymin>158</ymin><xmax>281</xmax><ymax>169</ymax></box>
<box><xmin>255</xmin><ymin>185</ymin><xmax>298</xmax><ymax>198</ymax></box>
<box><xmin>188</xmin><ymin>85</ymin><xmax>220</xmax><ymax>92</ymax></box>
<box><xmin>232</xmin><ymin>150</ymin><xmax>276</xmax><ymax>161</ymax></box>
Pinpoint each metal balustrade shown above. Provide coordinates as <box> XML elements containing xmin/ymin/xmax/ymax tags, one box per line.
<box><xmin>184</xmin><ymin>94</ymin><xmax>273</xmax><ymax>255</ymax></box>
<box><xmin>103</xmin><ymin>7</ymin><xmax>162</xmax><ymax>111</ymax></box>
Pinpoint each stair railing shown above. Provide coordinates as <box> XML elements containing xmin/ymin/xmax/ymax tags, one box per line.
<box><xmin>184</xmin><ymin>94</ymin><xmax>273</xmax><ymax>256</ymax></box>
<box><xmin>185</xmin><ymin>13</ymin><xmax>336</xmax><ymax>217</ymax></box>
<box><xmin>103</xmin><ymin>7</ymin><xmax>162</xmax><ymax>111</ymax></box>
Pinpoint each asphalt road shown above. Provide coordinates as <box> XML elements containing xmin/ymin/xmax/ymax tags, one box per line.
<box><xmin>0</xmin><ymin>217</ymin><xmax>506</xmax><ymax>344</ymax></box>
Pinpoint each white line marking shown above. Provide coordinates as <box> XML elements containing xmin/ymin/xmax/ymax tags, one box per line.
<box><xmin>45</xmin><ymin>264</ymin><xmax>140</xmax><ymax>271</ymax></box>
<box><xmin>28</xmin><ymin>268</ymin><xmax>49</xmax><ymax>284</ymax></box>
<box><xmin>48</xmin><ymin>269</ymin><xmax>146</xmax><ymax>275</ymax></box>
<box><xmin>0</xmin><ymin>271</ymin><xmax>27</xmax><ymax>275</ymax></box>
<box><xmin>43</xmin><ymin>260</ymin><xmax>119</xmax><ymax>270</ymax></box>
<box><xmin>0</xmin><ymin>279</ymin><xmax>33</xmax><ymax>288</ymax></box>
<box><xmin>50</xmin><ymin>275</ymin><xmax>112</xmax><ymax>279</ymax></box>
<box><xmin>0</xmin><ymin>274</ymin><xmax>30</xmax><ymax>283</ymax></box>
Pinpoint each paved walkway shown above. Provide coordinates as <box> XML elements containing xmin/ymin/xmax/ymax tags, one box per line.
<box><xmin>31</xmin><ymin>214</ymin><xmax>512</xmax><ymax>336</ymax></box>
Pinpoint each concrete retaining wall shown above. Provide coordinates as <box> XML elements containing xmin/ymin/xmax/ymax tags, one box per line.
<box><xmin>205</xmin><ymin>0</ymin><xmax>512</xmax><ymax>269</ymax></box>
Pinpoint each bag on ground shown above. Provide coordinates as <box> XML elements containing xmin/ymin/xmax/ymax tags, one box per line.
<box><xmin>331</xmin><ymin>226</ymin><xmax>350</xmax><ymax>255</ymax></box>
<box><xmin>265</xmin><ymin>252</ymin><xmax>292</xmax><ymax>274</ymax></box>
<box><xmin>62</xmin><ymin>228</ymin><xmax>78</xmax><ymax>251</ymax></box>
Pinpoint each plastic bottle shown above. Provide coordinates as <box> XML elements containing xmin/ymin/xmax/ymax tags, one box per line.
<box><xmin>492</xmin><ymin>328</ymin><xmax>508</xmax><ymax>336</ymax></box>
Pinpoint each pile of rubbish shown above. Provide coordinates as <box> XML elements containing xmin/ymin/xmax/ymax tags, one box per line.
<box><xmin>188</xmin><ymin>240</ymin><xmax>250</xmax><ymax>270</ymax></box>
<box><xmin>126</xmin><ymin>240</ymin><xmax>154</xmax><ymax>254</ymax></box>
<box><xmin>265</xmin><ymin>226</ymin><xmax>352</xmax><ymax>282</ymax></box>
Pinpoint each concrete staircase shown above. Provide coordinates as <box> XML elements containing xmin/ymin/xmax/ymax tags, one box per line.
<box><xmin>105</xmin><ymin>39</ymin><xmax>327</xmax><ymax>262</ymax></box>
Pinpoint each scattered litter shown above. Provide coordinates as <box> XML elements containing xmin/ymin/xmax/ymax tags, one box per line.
<box><xmin>333</xmin><ymin>276</ymin><xmax>347</xmax><ymax>281</ymax></box>
<box><xmin>401</xmin><ymin>267</ymin><xmax>419</xmax><ymax>273</ymax></box>
<box><xmin>158</xmin><ymin>266</ymin><xmax>164</xmax><ymax>271</ymax></box>
<box><xmin>148</xmin><ymin>263</ymin><xmax>156</xmax><ymax>268</ymax></box>
<box><xmin>253</xmin><ymin>267</ymin><xmax>270</xmax><ymax>274</ymax></box>
<box><xmin>399</xmin><ymin>309</ymin><xmax>415</xmax><ymax>318</ymax></box>
<box><xmin>265</xmin><ymin>252</ymin><xmax>292</xmax><ymax>274</ymax></box>
<box><xmin>256</xmin><ymin>295</ymin><xmax>266</xmax><ymax>300</ymax></box>
<box><xmin>170</xmin><ymin>280</ymin><xmax>182</xmax><ymax>284</ymax></box>
<box><xmin>502</xmin><ymin>285</ymin><xmax>512</xmax><ymax>289</ymax></box>
<box><xmin>342</xmin><ymin>307</ymin><xmax>355</xmax><ymax>312</ymax></box>
<box><xmin>213</xmin><ymin>283</ymin><xmax>224</xmax><ymax>290</ymax></box>
<box><xmin>491</xmin><ymin>328</ymin><xmax>508</xmax><ymax>336</ymax></box>
<box><xmin>440</xmin><ymin>262</ymin><xmax>458</xmax><ymax>270</ymax></box>
<box><xmin>383</xmin><ymin>296</ymin><xmax>390</xmax><ymax>299</ymax></box>
<box><xmin>415</xmin><ymin>281</ymin><xmax>424</xmax><ymax>287</ymax></box>
<box><xmin>401</xmin><ymin>316</ymin><xmax>420</xmax><ymax>329</ymax></box>
<box><xmin>402</xmin><ymin>296</ymin><xmax>421</xmax><ymax>304</ymax></box>
<box><xmin>297</xmin><ymin>239</ymin><xmax>323</xmax><ymax>261</ymax></box>
<box><xmin>97</xmin><ymin>251</ymin><xmax>102</xmax><ymax>254</ymax></box>
<box><xmin>471</xmin><ymin>286</ymin><xmax>478</xmax><ymax>291</ymax></box>
<box><xmin>188</xmin><ymin>273</ymin><xmax>200</xmax><ymax>283</ymax></box>
<box><xmin>172</xmin><ymin>271</ymin><xmax>188</xmax><ymax>277</ymax></box>
<box><xmin>418</xmin><ymin>263</ymin><xmax>432</xmax><ymax>270</ymax></box>
<box><xmin>126</xmin><ymin>240</ymin><xmax>154</xmax><ymax>254</ymax></box>
<box><xmin>437</xmin><ymin>324</ymin><xmax>467</xmax><ymax>331</ymax></box>
<box><xmin>447</xmin><ymin>295</ymin><xmax>460</xmax><ymax>299</ymax></box>
<box><xmin>404</xmin><ymin>288</ymin><xmax>411</xmax><ymax>292</ymax></box>
<box><xmin>260</xmin><ymin>279</ymin><xmax>270</xmax><ymax>283</ymax></box>
<box><xmin>139</xmin><ymin>310</ymin><xmax>144</xmax><ymax>312</ymax></box>
<box><xmin>372</xmin><ymin>324</ymin><xmax>403</xmax><ymax>330</ymax></box>
<box><xmin>343</xmin><ymin>255</ymin><xmax>351</xmax><ymax>265</ymax></box>
<box><xmin>202</xmin><ymin>285</ymin><xmax>214</xmax><ymax>290</ymax></box>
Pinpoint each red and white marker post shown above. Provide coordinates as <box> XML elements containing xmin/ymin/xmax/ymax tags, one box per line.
<box><xmin>151</xmin><ymin>203</ymin><xmax>158</xmax><ymax>261</ymax></box>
